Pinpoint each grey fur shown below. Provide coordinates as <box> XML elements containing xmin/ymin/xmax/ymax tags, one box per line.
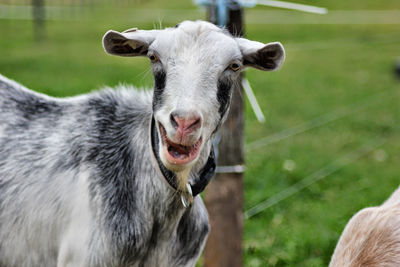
<box><xmin>0</xmin><ymin>78</ymin><xmax>209</xmax><ymax>267</ymax></box>
<box><xmin>0</xmin><ymin>20</ymin><xmax>285</xmax><ymax>267</ymax></box>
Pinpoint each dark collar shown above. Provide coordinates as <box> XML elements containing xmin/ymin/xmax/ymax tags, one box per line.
<box><xmin>150</xmin><ymin>116</ymin><xmax>216</xmax><ymax>198</ymax></box>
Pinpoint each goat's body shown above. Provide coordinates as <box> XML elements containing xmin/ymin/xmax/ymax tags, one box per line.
<box><xmin>0</xmin><ymin>75</ymin><xmax>209</xmax><ymax>267</ymax></box>
<box><xmin>0</xmin><ymin>20</ymin><xmax>286</xmax><ymax>267</ymax></box>
<box><xmin>330</xmin><ymin>187</ymin><xmax>400</xmax><ymax>267</ymax></box>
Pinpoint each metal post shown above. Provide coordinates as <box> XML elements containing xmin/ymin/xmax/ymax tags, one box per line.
<box><xmin>204</xmin><ymin>6</ymin><xmax>245</xmax><ymax>267</ymax></box>
<box><xmin>32</xmin><ymin>0</ymin><xmax>46</xmax><ymax>42</ymax></box>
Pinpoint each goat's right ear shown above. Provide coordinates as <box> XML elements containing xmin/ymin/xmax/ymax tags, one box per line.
<box><xmin>102</xmin><ymin>29</ymin><xmax>160</xmax><ymax>57</ymax></box>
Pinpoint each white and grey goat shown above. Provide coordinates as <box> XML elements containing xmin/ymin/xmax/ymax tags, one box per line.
<box><xmin>330</xmin><ymin>186</ymin><xmax>400</xmax><ymax>267</ymax></box>
<box><xmin>0</xmin><ymin>20</ymin><xmax>285</xmax><ymax>266</ymax></box>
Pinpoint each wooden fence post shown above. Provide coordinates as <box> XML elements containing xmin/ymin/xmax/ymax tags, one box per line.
<box><xmin>204</xmin><ymin>7</ymin><xmax>245</xmax><ymax>267</ymax></box>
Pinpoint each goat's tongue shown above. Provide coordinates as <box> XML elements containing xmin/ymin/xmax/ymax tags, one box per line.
<box><xmin>168</xmin><ymin>143</ymin><xmax>191</xmax><ymax>159</ymax></box>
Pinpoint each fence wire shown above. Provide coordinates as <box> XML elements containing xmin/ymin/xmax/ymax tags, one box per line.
<box><xmin>244</xmin><ymin>87</ymin><xmax>395</xmax><ymax>219</ymax></box>
<box><xmin>245</xmin><ymin>136</ymin><xmax>387</xmax><ymax>219</ymax></box>
<box><xmin>245</xmin><ymin>90</ymin><xmax>390</xmax><ymax>152</ymax></box>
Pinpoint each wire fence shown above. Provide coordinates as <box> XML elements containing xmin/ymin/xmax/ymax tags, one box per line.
<box><xmin>0</xmin><ymin>0</ymin><xmax>92</xmax><ymax>20</ymax></box>
<box><xmin>0</xmin><ymin>0</ymin><xmax>148</xmax><ymax>20</ymax></box>
<box><xmin>245</xmin><ymin>90</ymin><xmax>390</xmax><ymax>152</ymax></box>
<box><xmin>0</xmin><ymin>0</ymin><xmax>134</xmax><ymax>5</ymax></box>
<box><xmin>245</xmin><ymin>136</ymin><xmax>387</xmax><ymax>219</ymax></box>
<box><xmin>1</xmin><ymin>1</ymin><xmax>399</xmax><ymax>24</ymax></box>
<box><xmin>244</xmin><ymin>86</ymin><xmax>395</xmax><ymax>219</ymax></box>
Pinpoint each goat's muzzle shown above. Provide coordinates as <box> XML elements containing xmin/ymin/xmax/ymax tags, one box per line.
<box><xmin>159</xmin><ymin>123</ymin><xmax>202</xmax><ymax>167</ymax></box>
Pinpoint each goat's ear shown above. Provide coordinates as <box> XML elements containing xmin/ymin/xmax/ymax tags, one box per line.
<box><xmin>102</xmin><ymin>29</ymin><xmax>159</xmax><ymax>57</ymax></box>
<box><xmin>236</xmin><ymin>38</ymin><xmax>285</xmax><ymax>71</ymax></box>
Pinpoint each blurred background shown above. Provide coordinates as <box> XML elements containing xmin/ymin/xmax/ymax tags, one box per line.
<box><xmin>0</xmin><ymin>0</ymin><xmax>399</xmax><ymax>266</ymax></box>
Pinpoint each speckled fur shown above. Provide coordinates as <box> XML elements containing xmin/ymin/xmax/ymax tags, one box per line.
<box><xmin>0</xmin><ymin>77</ymin><xmax>209</xmax><ymax>267</ymax></box>
<box><xmin>0</xmin><ymin>20</ymin><xmax>285</xmax><ymax>267</ymax></box>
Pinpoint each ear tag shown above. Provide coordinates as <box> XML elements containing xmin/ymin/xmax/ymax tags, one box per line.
<box><xmin>181</xmin><ymin>183</ymin><xmax>194</xmax><ymax>208</ymax></box>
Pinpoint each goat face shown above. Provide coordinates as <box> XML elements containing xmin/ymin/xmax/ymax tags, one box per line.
<box><xmin>103</xmin><ymin>20</ymin><xmax>285</xmax><ymax>173</ymax></box>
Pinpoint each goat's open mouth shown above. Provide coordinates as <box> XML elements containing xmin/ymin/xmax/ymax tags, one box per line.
<box><xmin>159</xmin><ymin>123</ymin><xmax>202</xmax><ymax>166</ymax></box>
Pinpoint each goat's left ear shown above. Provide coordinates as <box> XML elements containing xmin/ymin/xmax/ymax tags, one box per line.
<box><xmin>102</xmin><ymin>28</ymin><xmax>160</xmax><ymax>57</ymax></box>
<box><xmin>236</xmin><ymin>38</ymin><xmax>285</xmax><ymax>71</ymax></box>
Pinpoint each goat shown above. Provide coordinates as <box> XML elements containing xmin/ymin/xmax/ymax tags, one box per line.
<box><xmin>330</xmin><ymin>186</ymin><xmax>400</xmax><ymax>267</ymax></box>
<box><xmin>0</xmin><ymin>20</ymin><xmax>285</xmax><ymax>266</ymax></box>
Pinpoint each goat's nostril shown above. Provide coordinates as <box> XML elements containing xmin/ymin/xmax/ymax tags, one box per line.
<box><xmin>170</xmin><ymin>113</ymin><xmax>178</xmax><ymax>129</ymax></box>
<box><xmin>188</xmin><ymin>118</ymin><xmax>201</xmax><ymax>130</ymax></box>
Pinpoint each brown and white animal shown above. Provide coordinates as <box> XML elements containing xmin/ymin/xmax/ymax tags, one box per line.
<box><xmin>0</xmin><ymin>20</ymin><xmax>285</xmax><ymax>266</ymax></box>
<box><xmin>330</xmin><ymin>187</ymin><xmax>400</xmax><ymax>267</ymax></box>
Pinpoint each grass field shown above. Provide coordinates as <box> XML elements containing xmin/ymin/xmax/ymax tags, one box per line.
<box><xmin>1</xmin><ymin>0</ymin><xmax>400</xmax><ymax>266</ymax></box>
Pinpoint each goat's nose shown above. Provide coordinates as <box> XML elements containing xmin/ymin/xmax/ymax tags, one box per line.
<box><xmin>170</xmin><ymin>110</ymin><xmax>202</xmax><ymax>134</ymax></box>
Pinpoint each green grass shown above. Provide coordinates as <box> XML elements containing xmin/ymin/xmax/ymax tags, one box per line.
<box><xmin>1</xmin><ymin>1</ymin><xmax>400</xmax><ymax>266</ymax></box>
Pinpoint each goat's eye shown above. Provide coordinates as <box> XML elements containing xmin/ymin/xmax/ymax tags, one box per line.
<box><xmin>149</xmin><ymin>54</ymin><xmax>159</xmax><ymax>63</ymax></box>
<box><xmin>229</xmin><ymin>62</ymin><xmax>241</xmax><ymax>71</ymax></box>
